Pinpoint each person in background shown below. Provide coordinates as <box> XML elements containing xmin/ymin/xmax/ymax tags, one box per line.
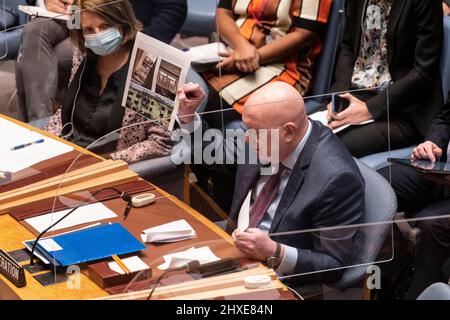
<box><xmin>43</xmin><ymin>0</ymin><xmax>190</xmax><ymax>163</ymax></box>
<box><xmin>327</xmin><ymin>0</ymin><xmax>443</xmax><ymax>158</ymax></box>
<box><xmin>379</xmin><ymin>97</ymin><xmax>450</xmax><ymax>299</ymax></box>
<box><xmin>15</xmin><ymin>0</ymin><xmax>187</xmax><ymax>122</ymax></box>
<box><xmin>16</xmin><ymin>0</ymin><xmax>74</xmax><ymax>122</ymax></box>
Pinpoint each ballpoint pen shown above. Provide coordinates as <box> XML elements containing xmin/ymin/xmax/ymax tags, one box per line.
<box><xmin>10</xmin><ymin>139</ymin><xmax>45</xmax><ymax>151</ymax></box>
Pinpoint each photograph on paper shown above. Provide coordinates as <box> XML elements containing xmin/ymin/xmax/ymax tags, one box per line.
<box><xmin>122</xmin><ymin>32</ymin><xmax>191</xmax><ymax>131</ymax></box>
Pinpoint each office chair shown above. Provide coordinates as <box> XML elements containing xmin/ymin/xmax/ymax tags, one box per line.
<box><xmin>296</xmin><ymin>159</ymin><xmax>397</xmax><ymax>299</ymax></box>
<box><xmin>417</xmin><ymin>283</ymin><xmax>450</xmax><ymax>300</ymax></box>
<box><xmin>358</xmin><ymin>16</ymin><xmax>450</xmax><ymax>170</ymax></box>
<box><xmin>178</xmin><ymin>0</ymin><xmax>217</xmax><ymax>39</ymax></box>
<box><xmin>305</xmin><ymin>0</ymin><xmax>346</xmax><ymax>114</ymax></box>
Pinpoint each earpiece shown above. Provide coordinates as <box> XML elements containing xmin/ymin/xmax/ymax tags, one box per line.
<box><xmin>131</xmin><ymin>193</ymin><xmax>156</xmax><ymax>207</ymax></box>
<box><xmin>61</xmin><ymin>58</ymin><xmax>87</xmax><ymax>140</ymax></box>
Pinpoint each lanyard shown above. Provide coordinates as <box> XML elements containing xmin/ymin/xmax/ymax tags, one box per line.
<box><xmin>250</xmin><ymin>0</ymin><xmax>270</xmax><ymax>25</ymax></box>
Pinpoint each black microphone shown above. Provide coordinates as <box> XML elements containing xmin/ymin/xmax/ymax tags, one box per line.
<box><xmin>29</xmin><ymin>187</ymin><xmax>132</xmax><ymax>267</ymax></box>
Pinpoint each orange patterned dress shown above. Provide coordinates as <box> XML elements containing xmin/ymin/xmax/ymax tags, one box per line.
<box><xmin>205</xmin><ymin>0</ymin><xmax>333</xmax><ymax>113</ymax></box>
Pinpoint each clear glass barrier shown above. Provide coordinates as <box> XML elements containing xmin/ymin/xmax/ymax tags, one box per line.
<box><xmin>1</xmin><ymin>0</ymin><xmax>446</xmax><ymax>302</ymax></box>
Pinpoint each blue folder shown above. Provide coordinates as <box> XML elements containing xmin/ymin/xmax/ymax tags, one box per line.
<box><xmin>29</xmin><ymin>223</ymin><xmax>146</xmax><ymax>267</ymax></box>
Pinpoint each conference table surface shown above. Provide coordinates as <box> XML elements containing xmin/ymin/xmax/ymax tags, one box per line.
<box><xmin>0</xmin><ymin>114</ymin><xmax>295</xmax><ymax>300</ymax></box>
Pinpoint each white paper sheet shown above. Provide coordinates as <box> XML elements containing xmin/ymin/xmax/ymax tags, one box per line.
<box><xmin>108</xmin><ymin>256</ymin><xmax>149</xmax><ymax>275</ymax></box>
<box><xmin>237</xmin><ymin>190</ymin><xmax>252</xmax><ymax>231</ymax></box>
<box><xmin>122</xmin><ymin>32</ymin><xmax>192</xmax><ymax>131</ymax></box>
<box><xmin>309</xmin><ymin>110</ymin><xmax>374</xmax><ymax>134</ymax></box>
<box><xmin>157</xmin><ymin>246</ymin><xmax>220</xmax><ymax>271</ymax></box>
<box><xmin>25</xmin><ymin>203</ymin><xmax>117</xmax><ymax>233</ymax></box>
<box><xmin>23</xmin><ymin>223</ymin><xmax>102</xmax><ymax>265</ymax></box>
<box><xmin>0</xmin><ymin>117</ymin><xmax>73</xmax><ymax>173</ymax></box>
<box><xmin>141</xmin><ymin>219</ymin><xmax>196</xmax><ymax>243</ymax></box>
<box><xmin>187</xmin><ymin>42</ymin><xmax>230</xmax><ymax>64</ymax></box>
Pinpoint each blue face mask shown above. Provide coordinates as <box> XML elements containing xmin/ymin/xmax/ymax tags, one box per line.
<box><xmin>84</xmin><ymin>27</ymin><xmax>123</xmax><ymax>56</ymax></box>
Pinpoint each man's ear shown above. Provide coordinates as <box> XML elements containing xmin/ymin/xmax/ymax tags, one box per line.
<box><xmin>283</xmin><ymin>123</ymin><xmax>297</xmax><ymax>143</ymax></box>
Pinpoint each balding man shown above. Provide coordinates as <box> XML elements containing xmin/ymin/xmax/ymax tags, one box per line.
<box><xmin>176</xmin><ymin>81</ymin><xmax>364</xmax><ymax>283</ymax></box>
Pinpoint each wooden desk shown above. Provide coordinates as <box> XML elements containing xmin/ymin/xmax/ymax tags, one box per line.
<box><xmin>0</xmin><ymin>115</ymin><xmax>295</xmax><ymax>300</ymax></box>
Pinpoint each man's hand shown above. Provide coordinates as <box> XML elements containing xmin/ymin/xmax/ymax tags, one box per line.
<box><xmin>45</xmin><ymin>0</ymin><xmax>73</xmax><ymax>14</ymax></box>
<box><xmin>232</xmin><ymin>228</ymin><xmax>277</xmax><ymax>261</ymax></box>
<box><xmin>327</xmin><ymin>93</ymin><xmax>373</xmax><ymax>129</ymax></box>
<box><xmin>411</xmin><ymin>141</ymin><xmax>442</xmax><ymax>163</ymax></box>
<box><xmin>217</xmin><ymin>41</ymin><xmax>260</xmax><ymax>73</ymax></box>
<box><xmin>177</xmin><ymin>82</ymin><xmax>206</xmax><ymax>124</ymax></box>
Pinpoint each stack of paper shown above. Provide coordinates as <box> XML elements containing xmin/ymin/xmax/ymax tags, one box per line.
<box><xmin>157</xmin><ymin>246</ymin><xmax>220</xmax><ymax>271</ymax></box>
<box><xmin>108</xmin><ymin>256</ymin><xmax>150</xmax><ymax>275</ymax></box>
<box><xmin>141</xmin><ymin>219</ymin><xmax>196</xmax><ymax>243</ymax></box>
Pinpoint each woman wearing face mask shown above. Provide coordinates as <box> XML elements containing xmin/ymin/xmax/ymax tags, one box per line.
<box><xmin>44</xmin><ymin>0</ymin><xmax>203</xmax><ymax>163</ymax></box>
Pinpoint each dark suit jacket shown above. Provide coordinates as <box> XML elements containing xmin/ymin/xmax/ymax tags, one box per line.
<box><xmin>184</xmin><ymin>119</ymin><xmax>365</xmax><ymax>282</ymax></box>
<box><xmin>130</xmin><ymin>0</ymin><xmax>187</xmax><ymax>44</ymax></box>
<box><xmin>331</xmin><ymin>0</ymin><xmax>443</xmax><ymax>137</ymax></box>
<box><xmin>229</xmin><ymin>121</ymin><xmax>364</xmax><ymax>282</ymax></box>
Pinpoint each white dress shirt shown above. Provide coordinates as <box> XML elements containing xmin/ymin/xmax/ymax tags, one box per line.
<box><xmin>250</xmin><ymin>120</ymin><xmax>312</xmax><ymax>275</ymax></box>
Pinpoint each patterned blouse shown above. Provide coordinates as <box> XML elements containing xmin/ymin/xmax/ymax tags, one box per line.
<box><xmin>45</xmin><ymin>51</ymin><xmax>173</xmax><ymax>164</ymax></box>
<box><xmin>351</xmin><ymin>0</ymin><xmax>393</xmax><ymax>90</ymax></box>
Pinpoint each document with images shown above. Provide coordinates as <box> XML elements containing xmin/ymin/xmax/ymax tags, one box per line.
<box><xmin>122</xmin><ymin>32</ymin><xmax>192</xmax><ymax>131</ymax></box>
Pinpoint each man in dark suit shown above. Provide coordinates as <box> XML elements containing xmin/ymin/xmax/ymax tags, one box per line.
<box><xmin>326</xmin><ymin>0</ymin><xmax>443</xmax><ymax>157</ymax></box>
<box><xmin>379</xmin><ymin>97</ymin><xmax>450</xmax><ymax>299</ymax></box>
<box><xmin>175</xmin><ymin>81</ymin><xmax>364</xmax><ymax>282</ymax></box>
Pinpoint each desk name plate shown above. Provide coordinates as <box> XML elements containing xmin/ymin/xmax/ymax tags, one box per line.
<box><xmin>0</xmin><ymin>249</ymin><xmax>26</xmax><ymax>288</ymax></box>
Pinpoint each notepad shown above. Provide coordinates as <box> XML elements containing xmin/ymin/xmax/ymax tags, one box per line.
<box><xmin>25</xmin><ymin>223</ymin><xmax>146</xmax><ymax>267</ymax></box>
<box><xmin>108</xmin><ymin>256</ymin><xmax>149</xmax><ymax>275</ymax></box>
<box><xmin>141</xmin><ymin>219</ymin><xmax>196</xmax><ymax>243</ymax></box>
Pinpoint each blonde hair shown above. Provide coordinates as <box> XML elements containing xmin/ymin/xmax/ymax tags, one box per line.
<box><xmin>70</xmin><ymin>0</ymin><xmax>143</xmax><ymax>53</ymax></box>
